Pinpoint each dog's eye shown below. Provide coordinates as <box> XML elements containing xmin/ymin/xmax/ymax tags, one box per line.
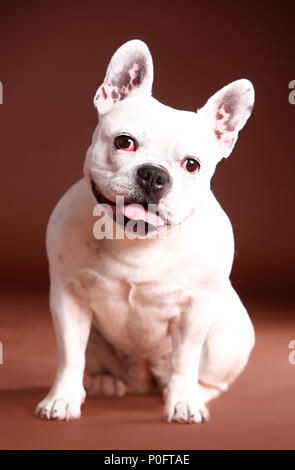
<box><xmin>181</xmin><ymin>158</ymin><xmax>200</xmax><ymax>173</ymax></box>
<box><xmin>114</xmin><ymin>135</ymin><xmax>136</xmax><ymax>151</ymax></box>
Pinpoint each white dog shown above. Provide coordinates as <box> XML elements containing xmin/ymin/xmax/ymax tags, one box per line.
<box><xmin>35</xmin><ymin>40</ymin><xmax>255</xmax><ymax>423</ymax></box>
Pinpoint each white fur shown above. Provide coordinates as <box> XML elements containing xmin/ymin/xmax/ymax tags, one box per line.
<box><xmin>35</xmin><ymin>40</ymin><xmax>255</xmax><ymax>423</ymax></box>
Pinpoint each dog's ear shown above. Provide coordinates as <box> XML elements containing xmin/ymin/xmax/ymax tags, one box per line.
<box><xmin>94</xmin><ymin>40</ymin><xmax>153</xmax><ymax>115</ymax></box>
<box><xmin>200</xmin><ymin>79</ymin><xmax>255</xmax><ymax>158</ymax></box>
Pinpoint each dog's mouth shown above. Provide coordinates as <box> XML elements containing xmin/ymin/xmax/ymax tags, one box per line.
<box><xmin>91</xmin><ymin>179</ymin><xmax>168</xmax><ymax>236</ymax></box>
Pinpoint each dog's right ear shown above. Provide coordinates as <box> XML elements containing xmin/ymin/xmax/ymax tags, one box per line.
<box><xmin>199</xmin><ymin>79</ymin><xmax>255</xmax><ymax>159</ymax></box>
<box><xmin>94</xmin><ymin>40</ymin><xmax>154</xmax><ymax>115</ymax></box>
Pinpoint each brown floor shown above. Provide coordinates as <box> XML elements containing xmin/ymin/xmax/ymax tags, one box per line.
<box><xmin>0</xmin><ymin>291</ymin><xmax>294</xmax><ymax>450</ymax></box>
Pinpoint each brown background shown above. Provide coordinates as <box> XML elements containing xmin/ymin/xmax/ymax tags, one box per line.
<box><xmin>0</xmin><ymin>0</ymin><xmax>294</xmax><ymax>299</ymax></box>
<box><xmin>0</xmin><ymin>0</ymin><xmax>295</xmax><ymax>451</ymax></box>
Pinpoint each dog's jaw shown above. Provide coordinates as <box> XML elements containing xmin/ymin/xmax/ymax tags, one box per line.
<box><xmin>90</xmin><ymin>178</ymin><xmax>170</xmax><ymax>237</ymax></box>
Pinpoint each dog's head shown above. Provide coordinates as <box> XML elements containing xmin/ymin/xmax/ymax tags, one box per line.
<box><xmin>84</xmin><ymin>40</ymin><xmax>254</xmax><ymax>237</ymax></box>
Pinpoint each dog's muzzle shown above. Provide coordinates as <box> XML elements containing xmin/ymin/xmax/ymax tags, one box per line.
<box><xmin>136</xmin><ymin>164</ymin><xmax>171</xmax><ymax>204</ymax></box>
<box><xmin>90</xmin><ymin>179</ymin><xmax>168</xmax><ymax>236</ymax></box>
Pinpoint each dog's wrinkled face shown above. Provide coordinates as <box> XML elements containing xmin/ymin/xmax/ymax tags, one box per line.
<box><xmin>84</xmin><ymin>40</ymin><xmax>254</xmax><ymax>235</ymax></box>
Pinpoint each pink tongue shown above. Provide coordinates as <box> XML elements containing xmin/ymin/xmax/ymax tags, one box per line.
<box><xmin>120</xmin><ymin>204</ymin><xmax>164</xmax><ymax>227</ymax></box>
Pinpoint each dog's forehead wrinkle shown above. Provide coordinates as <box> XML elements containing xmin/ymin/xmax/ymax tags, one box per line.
<box><xmin>101</xmin><ymin>95</ymin><xmax>197</xmax><ymax>130</ymax></box>
<box><xmin>100</xmin><ymin>99</ymin><xmax>200</xmax><ymax>158</ymax></box>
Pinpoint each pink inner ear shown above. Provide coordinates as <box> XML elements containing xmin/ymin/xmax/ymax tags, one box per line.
<box><xmin>215</xmin><ymin>105</ymin><xmax>235</xmax><ymax>154</ymax></box>
<box><xmin>94</xmin><ymin>83</ymin><xmax>121</xmax><ymax>114</ymax></box>
<box><xmin>94</xmin><ymin>62</ymin><xmax>143</xmax><ymax>114</ymax></box>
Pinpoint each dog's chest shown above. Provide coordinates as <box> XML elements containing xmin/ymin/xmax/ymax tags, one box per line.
<box><xmin>81</xmin><ymin>270</ymin><xmax>186</xmax><ymax>356</ymax></box>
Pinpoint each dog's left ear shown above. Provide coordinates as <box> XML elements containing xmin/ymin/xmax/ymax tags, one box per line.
<box><xmin>94</xmin><ymin>39</ymin><xmax>154</xmax><ymax>115</ymax></box>
<box><xmin>200</xmin><ymin>79</ymin><xmax>255</xmax><ymax>158</ymax></box>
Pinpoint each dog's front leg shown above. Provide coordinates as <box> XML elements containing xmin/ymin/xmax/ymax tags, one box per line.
<box><xmin>164</xmin><ymin>288</ymin><xmax>216</xmax><ymax>424</ymax></box>
<box><xmin>35</xmin><ymin>283</ymin><xmax>92</xmax><ymax>420</ymax></box>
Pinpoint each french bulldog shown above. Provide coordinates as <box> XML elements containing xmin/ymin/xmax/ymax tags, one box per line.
<box><xmin>35</xmin><ymin>40</ymin><xmax>255</xmax><ymax>423</ymax></box>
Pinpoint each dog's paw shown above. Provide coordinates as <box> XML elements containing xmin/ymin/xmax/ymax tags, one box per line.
<box><xmin>163</xmin><ymin>381</ymin><xmax>210</xmax><ymax>424</ymax></box>
<box><xmin>35</xmin><ymin>386</ymin><xmax>86</xmax><ymax>421</ymax></box>
<box><xmin>87</xmin><ymin>374</ymin><xmax>127</xmax><ymax>397</ymax></box>
<box><xmin>164</xmin><ymin>399</ymin><xmax>209</xmax><ymax>424</ymax></box>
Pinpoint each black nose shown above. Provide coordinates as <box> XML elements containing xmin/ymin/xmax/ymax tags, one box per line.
<box><xmin>136</xmin><ymin>164</ymin><xmax>170</xmax><ymax>200</ymax></box>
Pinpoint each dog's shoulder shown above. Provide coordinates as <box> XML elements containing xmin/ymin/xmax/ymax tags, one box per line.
<box><xmin>46</xmin><ymin>178</ymin><xmax>96</xmax><ymax>269</ymax></box>
<box><xmin>183</xmin><ymin>192</ymin><xmax>235</xmax><ymax>281</ymax></box>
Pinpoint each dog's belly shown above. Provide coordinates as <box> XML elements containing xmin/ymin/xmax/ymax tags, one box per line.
<box><xmin>86</xmin><ymin>273</ymin><xmax>185</xmax><ymax>359</ymax></box>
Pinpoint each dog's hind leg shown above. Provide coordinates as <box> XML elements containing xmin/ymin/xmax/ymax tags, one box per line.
<box><xmin>86</xmin><ymin>326</ymin><xmax>129</xmax><ymax>397</ymax></box>
<box><xmin>86</xmin><ymin>325</ymin><xmax>155</xmax><ymax>396</ymax></box>
<box><xmin>198</xmin><ymin>282</ymin><xmax>255</xmax><ymax>405</ymax></box>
